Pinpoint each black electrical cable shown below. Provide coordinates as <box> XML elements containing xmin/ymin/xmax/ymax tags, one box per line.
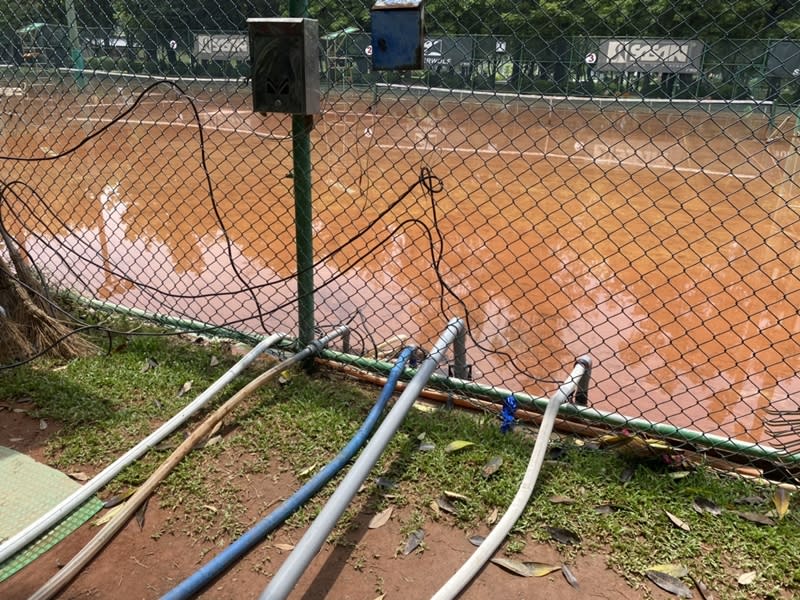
<box><xmin>0</xmin><ymin>80</ymin><xmax>564</xmax><ymax>386</ymax></box>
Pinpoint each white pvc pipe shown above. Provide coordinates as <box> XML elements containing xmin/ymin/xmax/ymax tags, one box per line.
<box><xmin>430</xmin><ymin>355</ymin><xmax>592</xmax><ymax>600</ymax></box>
<box><xmin>0</xmin><ymin>332</ymin><xmax>285</xmax><ymax>565</ymax></box>
<box><xmin>260</xmin><ymin>318</ymin><xmax>465</xmax><ymax>600</ymax></box>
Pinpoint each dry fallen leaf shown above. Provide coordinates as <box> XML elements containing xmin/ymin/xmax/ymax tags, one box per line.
<box><xmin>297</xmin><ymin>464</ymin><xmax>317</xmax><ymax>478</ymax></box>
<box><xmin>735</xmin><ymin>511</ymin><xmax>775</xmax><ymax>526</ymax></box>
<box><xmin>141</xmin><ymin>357</ymin><xmax>158</xmax><ymax>373</ymax></box>
<box><xmin>482</xmin><ymin>456</ymin><xmax>503</xmax><ymax>478</ymax></box>
<box><xmin>369</xmin><ymin>506</ymin><xmax>394</xmax><ymax>529</ymax></box>
<box><xmin>737</xmin><ymin>571</ymin><xmax>757</xmax><ymax>585</ymax></box>
<box><xmin>594</xmin><ymin>504</ymin><xmax>622</xmax><ymax>515</ymax></box>
<box><xmin>274</xmin><ymin>543</ymin><xmax>295</xmax><ymax>551</ymax></box>
<box><xmin>401</xmin><ymin>529</ymin><xmax>424</xmax><ymax>556</ymax></box>
<box><xmin>562</xmin><ymin>564</ymin><xmax>579</xmax><ymax>589</ymax></box>
<box><xmin>691</xmin><ymin>574</ymin><xmax>714</xmax><ymax>600</ymax></box>
<box><xmin>549</xmin><ymin>495</ymin><xmax>576</xmax><ymax>505</ymax></box>
<box><xmin>102</xmin><ymin>488</ymin><xmax>134</xmax><ymax>508</ymax></box>
<box><xmin>773</xmin><ymin>487</ymin><xmax>790</xmax><ymax>520</ymax></box>
<box><xmin>177</xmin><ymin>380</ymin><xmax>193</xmax><ymax>397</ymax></box>
<box><xmin>487</xmin><ymin>507</ymin><xmax>499</xmax><ymax>525</ymax></box>
<box><xmin>693</xmin><ymin>497</ymin><xmax>722</xmax><ymax>516</ymax></box>
<box><xmin>545</xmin><ymin>526</ymin><xmax>581</xmax><ymax>545</ymax></box>
<box><xmin>733</xmin><ymin>495</ymin><xmax>766</xmax><ymax>506</ymax></box>
<box><xmin>39</xmin><ymin>419</ymin><xmax>47</xmax><ymax>430</ymax></box>
<box><xmin>68</xmin><ymin>471</ymin><xmax>90</xmax><ymax>482</ymax></box>
<box><xmin>437</xmin><ymin>496</ymin><xmax>457</xmax><ymax>514</ymax></box>
<box><xmin>209</xmin><ymin>355</ymin><xmax>220</xmax><ymax>367</ymax></box>
<box><xmin>443</xmin><ymin>491</ymin><xmax>469</xmax><ymax>502</ymax></box>
<box><xmin>646</xmin><ymin>570</ymin><xmax>693</xmax><ymax>598</ymax></box>
<box><xmin>491</xmin><ymin>558</ymin><xmax>561</xmax><ymax>577</ymax></box>
<box><xmin>665</xmin><ymin>510</ymin><xmax>690</xmax><ymax>532</ymax></box>
<box><xmin>135</xmin><ymin>497</ymin><xmax>149</xmax><ymax>530</ymax></box>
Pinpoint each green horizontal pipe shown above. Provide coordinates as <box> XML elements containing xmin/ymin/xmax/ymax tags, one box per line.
<box><xmin>320</xmin><ymin>349</ymin><xmax>800</xmax><ymax>465</ymax></box>
<box><xmin>68</xmin><ymin>295</ymin><xmax>288</xmax><ymax>348</ymax></box>
<box><xmin>65</xmin><ymin>298</ymin><xmax>800</xmax><ymax>465</ymax></box>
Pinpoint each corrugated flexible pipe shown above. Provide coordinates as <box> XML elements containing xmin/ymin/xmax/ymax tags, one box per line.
<box><xmin>0</xmin><ymin>332</ymin><xmax>285</xmax><ymax>566</ymax></box>
<box><xmin>430</xmin><ymin>355</ymin><xmax>593</xmax><ymax>600</ymax></box>
<box><xmin>259</xmin><ymin>317</ymin><xmax>465</xmax><ymax>600</ymax></box>
<box><xmin>160</xmin><ymin>345</ymin><xmax>416</xmax><ymax>600</ymax></box>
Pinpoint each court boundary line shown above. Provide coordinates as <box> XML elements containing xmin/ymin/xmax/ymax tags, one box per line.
<box><xmin>66</xmin><ymin>114</ymin><xmax>760</xmax><ymax>181</ymax></box>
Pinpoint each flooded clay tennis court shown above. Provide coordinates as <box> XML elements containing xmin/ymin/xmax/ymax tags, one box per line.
<box><xmin>1</xmin><ymin>82</ymin><xmax>798</xmax><ymax>449</ymax></box>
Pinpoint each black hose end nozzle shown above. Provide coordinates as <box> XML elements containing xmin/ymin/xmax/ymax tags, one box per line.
<box><xmin>573</xmin><ymin>355</ymin><xmax>592</xmax><ymax>407</ymax></box>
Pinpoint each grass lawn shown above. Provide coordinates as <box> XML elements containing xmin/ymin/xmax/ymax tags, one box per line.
<box><xmin>1</xmin><ymin>327</ymin><xmax>798</xmax><ymax>599</ymax></box>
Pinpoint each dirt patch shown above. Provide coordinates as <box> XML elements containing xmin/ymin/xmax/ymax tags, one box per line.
<box><xmin>0</xmin><ymin>409</ymin><xmax>674</xmax><ymax>600</ymax></box>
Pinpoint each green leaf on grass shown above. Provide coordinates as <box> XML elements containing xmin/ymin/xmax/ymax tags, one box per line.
<box><xmin>445</xmin><ymin>440</ymin><xmax>475</xmax><ymax>453</ymax></box>
<box><xmin>647</xmin><ymin>564</ymin><xmax>689</xmax><ymax>578</ymax></box>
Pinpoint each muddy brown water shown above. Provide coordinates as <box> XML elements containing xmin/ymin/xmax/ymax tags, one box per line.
<box><xmin>1</xmin><ymin>86</ymin><xmax>797</xmax><ymax>449</ymax></box>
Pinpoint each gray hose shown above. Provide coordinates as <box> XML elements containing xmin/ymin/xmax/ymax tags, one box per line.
<box><xmin>259</xmin><ymin>317</ymin><xmax>465</xmax><ymax>600</ymax></box>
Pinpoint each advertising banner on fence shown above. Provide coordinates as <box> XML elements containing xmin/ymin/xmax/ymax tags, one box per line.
<box><xmin>423</xmin><ymin>36</ymin><xmax>474</xmax><ymax>72</ymax></box>
<box><xmin>194</xmin><ymin>33</ymin><xmax>249</xmax><ymax>60</ymax></box>
<box><xmin>592</xmin><ymin>38</ymin><xmax>704</xmax><ymax>74</ymax></box>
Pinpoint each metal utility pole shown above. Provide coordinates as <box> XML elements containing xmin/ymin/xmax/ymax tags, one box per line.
<box><xmin>64</xmin><ymin>0</ymin><xmax>85</xmax><ymax>88</ymax></box>
<box><xmin>289</xmin><ymin>0</ymin><xmax>314</xmax><ymax>346</ymax></box>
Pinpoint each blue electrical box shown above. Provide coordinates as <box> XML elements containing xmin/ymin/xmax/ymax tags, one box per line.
<box><xmin>370</xmin><ymin>0</ymin><xmax>425</xmax><ymax>70</ymax></box>
<box><xmin>247</xmin><ymin>18</ymin><xmax>320</xmax><ymax>115</ymax></box>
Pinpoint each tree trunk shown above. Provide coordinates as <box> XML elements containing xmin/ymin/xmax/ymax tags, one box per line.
<box><xmin>0</xmin><ymin>241</ymin><xmax>94</xmax><ymax>364</ymax></box>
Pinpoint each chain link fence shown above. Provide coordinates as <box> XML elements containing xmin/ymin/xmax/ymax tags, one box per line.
<box><xmin>1</xmin><ymin>1</ymin><xmax>799</xmax><ymax>477</ymax></box>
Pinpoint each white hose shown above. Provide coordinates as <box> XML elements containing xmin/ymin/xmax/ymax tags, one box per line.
<box><xmin>430</xmin><ymin>356</ymin><xmax>592</xmax><ymax>600</ymax></box>
<box><xmin>0</xmin><ymin>332</ymin><xmax>284</xmax><ymax>565</ymax></box>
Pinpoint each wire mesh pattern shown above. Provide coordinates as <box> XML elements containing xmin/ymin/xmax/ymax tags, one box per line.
<box><xmin>0</xmin><ymin>2</ymin><xmax>799</xmax><ymax>472</ymax></box>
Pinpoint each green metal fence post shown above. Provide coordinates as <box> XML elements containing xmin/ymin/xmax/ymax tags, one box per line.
<box><xmin>65</xmin><ymin>0</ymin><xmax>85</xmax><ymax>89</ymax></box>
<box><xmin>290</xmin><ymin>0</ymin><xmax>315</xmax><ymax>347</ymax></box>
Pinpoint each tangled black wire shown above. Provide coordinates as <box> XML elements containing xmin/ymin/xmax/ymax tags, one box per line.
<box><xmin>0</xmin><ymin>79</ymin><xmax>561</xmax><ymax>388</ymax></box>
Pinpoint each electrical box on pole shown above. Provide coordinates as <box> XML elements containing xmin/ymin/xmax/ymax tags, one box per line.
<box><xmin>370</xmin><ymin>0</ymin><xmax>425</xmax><ymax>70</ymax></box>
<box><xmin>247</xmin><ymin>18</ymin><xmax>320</xmax><ymax>115</ymax></box>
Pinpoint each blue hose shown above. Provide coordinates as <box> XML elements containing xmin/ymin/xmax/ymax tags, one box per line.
<box><xmin>161</xmin><ymin>346</ymin><xmax>415</xmax><ymax>600</ymax></box>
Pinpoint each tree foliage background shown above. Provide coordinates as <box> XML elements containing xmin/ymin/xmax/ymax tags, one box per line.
<box><xmin>0</xmin><ymin>0</ymin><xmax>797</xmax><ymax>39</ymax></box>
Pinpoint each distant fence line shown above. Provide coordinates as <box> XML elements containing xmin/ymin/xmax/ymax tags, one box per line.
<box><xmin>10</xmin><ymin>24</ymin><xmax>800</xmax><ymax>102</ymax></box>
